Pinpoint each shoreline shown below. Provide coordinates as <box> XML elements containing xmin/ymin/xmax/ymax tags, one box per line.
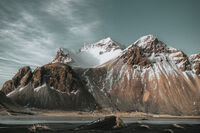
<box><xmin>35</xmin><ymin>110</ymin><xmax>200</xmax><ymax>119</ymax></box>
<box><xmin>0</xmin><ymin>120</ymin><xmax>200</xmax><ymax>133</ymax></box>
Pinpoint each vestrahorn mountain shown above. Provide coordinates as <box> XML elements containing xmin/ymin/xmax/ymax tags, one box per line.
<box><xmin>1</xmin><ymin>35</ymin><xmax>200</xmax><ymax>115</ymax></box>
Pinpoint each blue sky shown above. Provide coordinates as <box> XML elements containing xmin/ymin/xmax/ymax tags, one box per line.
<box><xmin>0</xmin><ymin>0</ymin><xmax>200</xmax><ymax>87</ymax></box>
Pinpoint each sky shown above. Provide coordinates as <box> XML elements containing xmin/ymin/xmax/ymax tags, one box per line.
<box><xmin>0</xmin><ymin>0</ymin><xmax>200</xmax><ymax>87</ymax></box>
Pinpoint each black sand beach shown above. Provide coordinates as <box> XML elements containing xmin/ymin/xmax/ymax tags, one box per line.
<box><xmin>0</xmin><ymin>116</ymin><xmax>200</xmax><ymax>133</ymax></box>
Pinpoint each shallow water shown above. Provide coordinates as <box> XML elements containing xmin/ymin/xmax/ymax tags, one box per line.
<box><xmin>0</xmin><ymin>116</ymin><xmax>200</xmax><ymax>125</ymax></box>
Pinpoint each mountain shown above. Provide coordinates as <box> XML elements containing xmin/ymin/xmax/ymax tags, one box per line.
<box><xmin>79</xmin><ymin>35</ymin><xmax>200</xmax><ymax>115</ymax></box>
<box><xmin>1</xmin><ymin>35</ymin><xmax>200</xmax><ymax>115</ymax></box>
<box><xmin>1</xmin><ymin>63</ymin><xmax>97</xmax><ymax>111</ymax></box>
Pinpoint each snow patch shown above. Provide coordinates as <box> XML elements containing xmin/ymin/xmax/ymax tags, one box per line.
<box><xmin>125</xmin><ymin>69</ymin><xmax>130</xmax><ymax>81</ymax></box>
<box><xmin>34</xmin><ymin>84</ymin><xmax>47</xmax><ymax>92</ymax></box>
<box><xmin>168</xmin><ymin>80</ymin><xmax>171</xmax><ymax>86</ymax></box>
<box><xmin>106</xmin><ymin>68</ymin><xmax>114</xmax><ymax>92</ymax></box>
<box><xmin>7</xmin><ymin>90</ymin><xmax>16</xmax><ymax>97</ymax></box>
<box><xmin>85</xmin><ymin>76</ymin><xmax>94</xmax><ymax>93</ymax></box>
<box><xmin>132</xmin><ymin>66</ymin><xmax>140</xmax><ymax>79</ymax></box>
<box><xmin>49</xmin><ymin>86</ymin><xmax>67</xmax><ymax>94</ymax></box>
<box><xmin>169</xmin><ymin>51</ymin><xmax>182</xmax><ymax>58</ymax></box>
<box><xmin>141</xmin><ymin>67</ymin><xmax>148</xmax><ymax>81</ymax></box>
<box><xmin>166</xmin><ymin>46</ymin><xmax>177</xmax><ymax>51</ymax></box>
<box><xmin>19</xmin><ymin>86</ymin><xmax>26</xmax><ymax>92</ymax></box>
<box><xmin>183</xmin><ymin>72</ymin><xmax>189</xmax><ymax>80</ymax></box>
<box><xmin>153</xmin><ymin>83</ymin><xmax>157</xmax><ymax>90</ymax></box>
<box><xmin>148</xmin><ymin>68</ymin><xmax>154</xmax><ymax>81</ymax></box>
<box><xmin>154</xmin><ymin>63</ymin><xmax>161</xmax><ymax>80</ymax></box>
<box><xmin>70</xmin><ymin>90</ymin><xmax>80</xmax><ymax>95</ymax></box>
<box><xmin>119</xmin><ymin>65</ymin><xmax>126</xmax><ymax>78</ymax></box>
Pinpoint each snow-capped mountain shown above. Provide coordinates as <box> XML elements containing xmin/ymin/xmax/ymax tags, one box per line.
<box><xmin>51</xmin><ymin>37</ymin><xmax>125</xmax><ymax>68</ymax></box>
<box><xmin>1</xmin><ymin>35</ymin><xmax>200</xmax><ymax>115</ymax></box>
<box><xmin>80</xmin><ymin>35</ymin><xmax>200</xmax><ymax>115</ymax></box>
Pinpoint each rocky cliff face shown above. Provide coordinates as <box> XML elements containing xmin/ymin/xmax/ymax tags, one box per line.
<box><xmin>1</xmin><ymin>35</ymin><xmax>200</xmax><ymax>115</ymax></box>
<box><xmin>32</xmin><ymin>63</ymin><xmax>78</xmax><ymax>93</ymax></box>
<box><xmin>1</xmin><ymin>66</ymin><xmax>32</xmax><ymax>94</ymax></box>
<box><xmin>121</xmin><ymin>45</ymin><xmax>151</xmax><ymax>67</ymax></box>
<box><xmin>51</xmin><ymin>48</ymin><xmax>72</xmax><ymax>64</ymax></box>
<box><xmin>2</xmin><ymin>63</ymin><xmax>97</xmax><ymax>111</ymax></box>
<box><xmin>190</xmin><ymin>54</ymin><xmax>200</xmax><ymax>75</ymax></box>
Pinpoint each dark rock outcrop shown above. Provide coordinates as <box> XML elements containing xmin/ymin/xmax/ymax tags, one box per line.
<box><xmin>171</xmin><ymin>50</ymin><xmax>191</xmax><ymax>71</ymax></box>
<box><xmin>1</xmin><ymin>80</ymin><xmax>15</xmax><ymax>95</ymax></box>
<box><xmin>51</xmin><ymin>48</ymin><xmax>72</xmax><ymax>64</ymax></box>
<box><xmin>32</xmin><ymin>63</ymin><xmax>77</xmax><ymax>93</ymax></box>
<box><xmin>121</xmin><ymin>45</ymin><xmax>151</xmax><ymax>67</ymax></box>
<box><xmin>74</xmin><ymin>116</ymin><xmax>125</xmax><ymax>130</ymax></box>
<box><xmin>1</xmin><ymin>66</ymin><xmax>32</xmax><ymax>94</ymax></box>
<box><xmin>190</xmin><ymin>53</ymin><xmax>200</xmax><ymax>75</ymax></box>
<box><xmin>12</xmin><ymin>66</ymin><xmax>32</xmax><ymax>88</ymax></box>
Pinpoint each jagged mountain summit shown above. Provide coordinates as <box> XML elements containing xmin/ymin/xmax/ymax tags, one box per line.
<box><xmin>51</xmin><ymin>37</ymin><xmax>126</xmax><ymax>68</ymax></box>
<box><xmin>1</xmin><ymin>35</ymin><xmax>200</xmax><ymax>115</ymax></box>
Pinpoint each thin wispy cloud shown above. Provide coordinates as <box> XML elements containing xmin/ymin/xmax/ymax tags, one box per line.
<box><xmin>69</xmin><ymin>21</ymin><xmax>100</xmax><ymax>39</ymax></box>
<box><xmin>0</xmin><ymin>0</ymin><xmax>101</xmax><ymax>87</ymax></box>
<box><xmin>0</xmin><ymin>11</ymin><xmax>55</xmax><ymax>66</ymax></box>
<box><xmin>45</xmin><ymin>0</ymin><xmax>101</xmax><ymax>40</ymax></box>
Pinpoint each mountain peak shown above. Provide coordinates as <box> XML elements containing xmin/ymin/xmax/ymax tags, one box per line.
<box><xmin>120</xmin><ymin>35</ymin><xmax>193</xmax><ymax>71</ymax></box>
<box><xmin>133</xmin><ymin>35</ymin><xmax>177</xmax><ymax>52</ymax></box>
<box><xmin>138</xmin><ymin>34</ymin><xmax>156</xmax><ymax>41</ymax></box>
<box><xmin>51</xmin><ymin>48</ymin><xmax>72</xmax><ymax>64</ymax></box>
<box><xmin>79</xmin><ymin>37</ymin><xmax>126</xmax><ymax>54</ymax></box>
<box><xmin>134</xmin><ymin>34</ymin><xmax>158</xmax><ymax>48</ymax></box>
<box><xmin>98</xmin><ymin>37</ymin><xmax>113</xmax><ymax>44</ymax></box>
<box><xmin>94</xmin><ymin>37</ymin><xmax>115</xmax><ymax>47</ymax></box>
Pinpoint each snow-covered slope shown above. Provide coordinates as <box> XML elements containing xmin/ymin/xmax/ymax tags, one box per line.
<box><xmin>51</xmin><ymin>37</ymin><xmax>125</xmax><ymax>68</ymax></box>
<box><xmin>79</xmin><ymin>35</ymin><xmax>200</xmax><ymax>115</ymax></box>
<box><xmin>132</xmin><ymin>34</ymin><xmax>191</xmax><ymax>71</ymax></box>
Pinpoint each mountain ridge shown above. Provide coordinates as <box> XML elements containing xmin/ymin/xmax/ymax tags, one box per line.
<box><xmin>1</xmin><ymin>35</ymin><xmax>200</xmax><ymax>115</ymax></box>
